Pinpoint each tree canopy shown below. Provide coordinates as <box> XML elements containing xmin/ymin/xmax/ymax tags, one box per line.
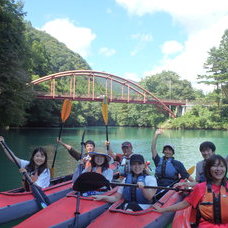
<box><xmin>0</xmin><ymin>0</ymin><xmax>32</xmax><ymax>127</ymax></box>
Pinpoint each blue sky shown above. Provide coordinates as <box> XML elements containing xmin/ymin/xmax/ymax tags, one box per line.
<box><xmin>23</xmin><ymin>0</ymin><xmax>228</xmax><ymax>92</ymax></box>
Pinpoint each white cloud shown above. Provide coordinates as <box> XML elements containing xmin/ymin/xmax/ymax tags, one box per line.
<box><xmin>40</xmin><ymin>18</ymin><xmax>96</xmax><ymax>57</ymax></box>
<box><xmin>161</xmin><ymin>40</ymin><xmax>184</xmax><ymax>55</ymax></box>
<box><xmin>99</xmin><ymin>47</ymin><xmax>116</xmax><ymax>57</ymax></box>
<box><xmin>116</xmin><ymin>0</ymin><xmax>228</xmax><ymax>32</ymax></box>
<box><xmin>123</xmin><ymin>72</ymin><xmax>140</xmax><ymax>82</ymax></box>
<box><xmin>131</xmin><ymin>33</ymin><xmax>153</xmax><ymax>42</ymax></box>
<box><xmin>145</xmin><ymin>16</ymin><xmax>228</xmax><ymax>91</ymax></box>
<box><xmin>116</xmin><ymin>0</ymin><xmax>228</xmax><ymax>91</ymax></box>
<box><xmin>131</xmin><ymin>33</ymin><xmax>153</xmax><ymax>56</ymax></box>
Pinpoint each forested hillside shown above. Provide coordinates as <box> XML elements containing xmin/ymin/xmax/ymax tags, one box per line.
<box><xmin>1</xmin><ymin>1</ymin><xmax>228</xmax><ymax>129</ymax></box>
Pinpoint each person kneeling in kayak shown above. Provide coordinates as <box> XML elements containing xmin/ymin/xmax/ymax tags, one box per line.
<box><xmin>93</xmin><ymin>154</ymin><xmax>157</xmax><ymax>211</ymax></box>
<box><xmin>77</xmin><ymin>150</ymin><xmax>114</xmax><ymax>196</ymax></box>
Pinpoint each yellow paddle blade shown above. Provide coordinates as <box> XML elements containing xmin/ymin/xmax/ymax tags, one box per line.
<box><xmin>187</xmin><ymin>166</ymin><xmax>195</xmax><ymax>175</ymax></box>
<box><xmin>102</xmin><ymin>96</ymin><xmax>108</xmax><ymax>125</ymax></box>
<box><xmin>61</xmin><ymin>99</ymin><xmax>72</xmax><ymax>122</ymax></box>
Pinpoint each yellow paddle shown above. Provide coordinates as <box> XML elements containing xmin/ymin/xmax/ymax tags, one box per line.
<box><xmin>102</xmin><ymin>96</ymin><xmax>109</xmax><ymax>150</ymax></box>
<box><xmin>187</xmin><ymin>166</ymin><xmax>195</xmax><ymax>175</ymax></box>
<box><xmin>51</xmin><ymin>99</ymin><xmax>72</xmax><ymax>177</ymax></box>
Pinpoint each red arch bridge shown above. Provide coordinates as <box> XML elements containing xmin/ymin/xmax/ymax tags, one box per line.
<box><xmin>31</xmin><ymin>70</ymin><xmax>187</xmax><ymax>118</ymax></box>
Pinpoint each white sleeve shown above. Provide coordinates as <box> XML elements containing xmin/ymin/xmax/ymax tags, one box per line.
<box><xmin>117</xmin><ymin>178</ymin><xmax>126</xmax><ymax>194</ymax></box>
<box><xmin>35</xmin><ymin>168</ymin><xmax>51</xmax><ymax>188</ymax></box>
<box><xmin>145</xmin><ymin>175</ymin><xmax>157</xmax><ymax>186</ymax></box>
<box><xmin>103</xmin><ymin>169</ymin><xmax>113</xmax><ymax>182</ymax></box>
<box><xmin>19</xmin><ymin>159</ymin><xmax>30</xmax><ymax>168</ymax></box>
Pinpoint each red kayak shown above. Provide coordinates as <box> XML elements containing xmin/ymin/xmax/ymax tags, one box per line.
<box><xmin>173</xmin><ymin>205</ymin><xmax>203</xmax><ymax>228</ymax></box>
<box><xmin>15</xmin><ymin>188</ymin><xmax>118</xmax><ymax>228</ymax></box>
<box><xmin>88</xmin><ymin>190</ymin><xmax>184</xmax><ymax>228</ymax></box>
<box><xmin>0</xmin><ymin>174</ymin><xmax>72</xmax><ymax>225</ymax></box>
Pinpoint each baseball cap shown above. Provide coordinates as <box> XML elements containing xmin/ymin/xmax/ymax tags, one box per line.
<box><xmin>130</xmin><ymin>154</ymin><xmax>145</xmax><ymax>165</ymax></box>
<box><xmin>121</xmin><ymin>141</ymin><xmax>132</xmax><ymax>148</ymax></box>
<box><xmin>163</xmin><ymin>144</ymin><xmax>175</xmax><ymax>154</ymax></box>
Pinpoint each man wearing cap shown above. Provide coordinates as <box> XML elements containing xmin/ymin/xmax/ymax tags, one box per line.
<box><xmin>151</xmin><ymin>129</ymin><xmax>194</xmax><ymax>189</ymax></box>
<box><xmin>112</xmin><ymin>141</ymin><xmax>134</xmax><ymax>177</ymax></box>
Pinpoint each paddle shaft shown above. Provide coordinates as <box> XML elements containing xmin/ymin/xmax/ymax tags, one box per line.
<box><xmin>51</xmin><ymin>123</ymin><xmax>63</xmax><ymax>169</ymax></box>
<box><xmin>51</xmin><ymin>99</ymin><xmax>72</xmax><ymax>176</ymax></box>
<box><xmin>110</xmin><ymin>182</ymin><xmax>192</xmax><ymax>192</ymax></box>
<box><xmin>78</xmin><ymin>130</ymin><xmax>86</xmax><ymax>174</ymax></box>
<box><xmin>0</xmin><ymin>141</ymin><xmax>50</xmax><ymax>208</ymax></box>
<box><xmin>105</xmin><ymin>125</ymin><xmax>109</xmax><ymax>150</ymax></box>
<box><xmin>0</xmin><ymin>141</ymin><xmax>34</xmax><ymax>184</ymax></box>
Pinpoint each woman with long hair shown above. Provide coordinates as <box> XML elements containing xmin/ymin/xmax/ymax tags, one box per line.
<box><xmin>153</xmin><ymin>154</ymin><xmax>228</xmax><ymax>227</ymax></box>
<box><xmin>0</xmin><ymin>136</ymin><xmax>50</xmax><ymax>190</ymax></box>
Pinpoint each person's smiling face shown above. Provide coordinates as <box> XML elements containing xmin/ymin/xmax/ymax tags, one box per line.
<box><xmin>85</xmin><ymin>143</ymin><xmax>95</xmax><ymax>153</ymax></box>
<box><xmin>163</xmin><ymin>147</ymin><xmax>174</xmax><ymax>158</ymax></box>
<box><xmin>210</xmin><ymin>159</ymin><xmax>226</xmax><ymax>182</ymax></box>
<box><xmin>33</xmin><ymin>151</ymin><xmax>46</xmax><ymax>167</ymax></box>
<box><xmin>131</xmin><ymin>162</ymin><xmax>145</xmax><ymax>175</ymax></box>
<box><xmin>94</xmin><ymin>155</ymin><xmax>105</xmax><ymax>166</ymax></box>
<box><xmin>201</xmin><ymin>148</ymin><xmax>214</xmax><ymax>160</ymax></box>
<box><xmin>122</xmin><ymin>146</ymin><xmax>133</xmax><ymax>158</ymax></box>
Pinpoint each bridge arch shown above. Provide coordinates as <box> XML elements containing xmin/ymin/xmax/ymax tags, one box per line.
<box><xmin>31</xmin><ymin>70</ymin><xmax>185</xmax><ymax>118</ymax></box>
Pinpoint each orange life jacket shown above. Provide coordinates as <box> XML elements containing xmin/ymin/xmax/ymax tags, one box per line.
<box><xmin>198</xmin><ymin>184</ymin><xmax>228</xmax><ymax>224</ymax></box>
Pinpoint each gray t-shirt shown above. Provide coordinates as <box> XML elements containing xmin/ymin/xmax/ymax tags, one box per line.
<box><xmin>195</xmin><ymin>160</ymin><xmax>205</xmax><ymax>183</ymax></box>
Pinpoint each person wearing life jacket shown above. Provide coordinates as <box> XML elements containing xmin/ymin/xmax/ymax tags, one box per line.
<box><xmin>57</xmin><ymin>138</ymin><xmax>96</xmax><ymax>180</ymax></box>
<box><xmin>79</xmin><ymin>150</ymin><xmax>113</xmax><ymax>196</ymax></box>
<box><xmin>151</xmin><ymin>129</ymin><xmax>194</xmax><ymax>188</ymax></box>
<box><xmin>107</xmin><ymin>141</ymin><xmax>134</xmax><ymax>177</ymax></box>
<box><xmin>93</xmin><ymin>154</ymin><xmax>157</xmax><ymax>211</ymax></box>
<box><xmin>153</xmin><ymin>154</ymin><xmax>228</xmax><ymax>227</ymax></box>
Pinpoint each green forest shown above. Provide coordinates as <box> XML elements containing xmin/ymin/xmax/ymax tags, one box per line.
<box><xmin>1</xmin><ymin>0</ymin><xmax>228</xmax><ymax>129</ymax></box>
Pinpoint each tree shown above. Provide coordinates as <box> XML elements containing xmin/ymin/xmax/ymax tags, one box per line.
<box><xmin>198</xmin><ymin>29</ymin><xmax>228</xmax><ymax>106</ymax></box>
<box><xmin>0</xmin><ymin>0</ymin><xmax>32</xmax><ymax>127</ymax></box>
<box><xmin>140</xmin><ymin>71</ymin><xmax>198</xmax><ymax>100</ymax></box>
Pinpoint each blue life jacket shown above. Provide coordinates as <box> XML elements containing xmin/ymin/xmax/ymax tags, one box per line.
<box><xmin>123</xmin><ymin>173</ymin><xmax>151</xmax><ymax>204</ymax></box>
<box><xmin>155</xmin><ymin>157</ymin><xmax>178</xmax><ymax>186</ymax></box>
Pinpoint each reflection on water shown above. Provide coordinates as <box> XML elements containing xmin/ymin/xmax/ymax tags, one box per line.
<box><xmin>0</xmin><ymin>127</ymin><xmax>228</xmax><ymax>191</ymax></box>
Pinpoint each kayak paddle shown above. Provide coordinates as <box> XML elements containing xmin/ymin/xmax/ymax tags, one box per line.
<box><xmin>0</xmin><ymin>141</ymin><xmax>50</xmax><ymax>209</ymax></box>
<box><xmin>102</xmin><ymin>96</ymin><xmax>109</xmax><ymax>150</ymax></box>
<box><xmin>51</xmin><ymin>99</ymin><xmax>72</xmax><ymax>177</ymax></box>
<box><xmin>72</xmin><ymin>172</ymin><xmax>192</xmax><ymax>193</ymax></box>
<box><xmin>153</xmin><ymin>165</ymin><xmax>196</xmax><ymax>198</ymax></box>
<box><xmin>187</xmin><ymin>165</ymin><xmax>195</xmax><ymax>175</ymax></box>
<box><xmin>73</xmin><ymin>172</ymin><xmax>110</xmax><ymax>193</ymax></box>
<box><xmin>78</xmin><ymin>129</ymin><xmax>86</xmax><ymax>175</ymax></box>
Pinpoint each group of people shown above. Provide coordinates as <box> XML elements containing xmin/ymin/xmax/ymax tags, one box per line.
<box><xmin>0</xmin><ymin>129</ymin><xmax>228</xmax><ymax>226</ymax></box>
